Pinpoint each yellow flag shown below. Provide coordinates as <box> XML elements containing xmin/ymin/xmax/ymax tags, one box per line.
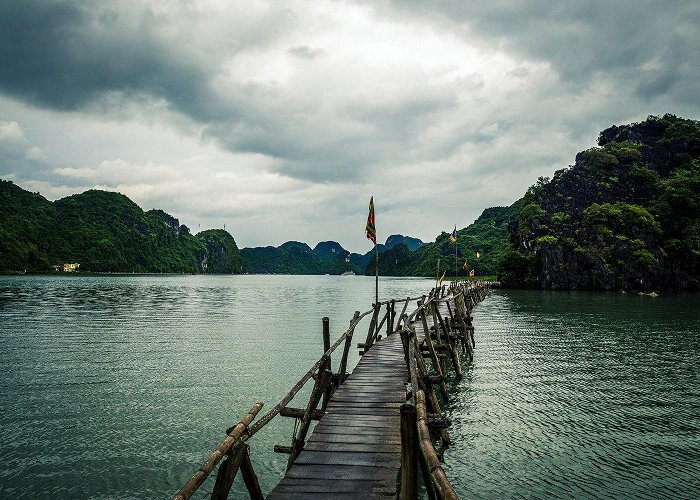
<box><xmin>476</xmin><ymin>251</ymin><xmax>481</xmax><ymax>259</ymax></box>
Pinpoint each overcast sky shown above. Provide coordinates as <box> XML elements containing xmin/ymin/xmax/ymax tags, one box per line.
<box><xmin>1</xmin><ymin>1</ymin><xmax>698</xmax><ymax>253</ymax></box>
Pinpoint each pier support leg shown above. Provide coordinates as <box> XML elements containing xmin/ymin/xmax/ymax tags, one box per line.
<box><xmin>400</xmin><ymin>404</ymin><xmax>418</xmax><ymax>500</ymax></box>
<box><xmin>211</xmin><ymin>444</ymin><xmax>245</xmax><ymax>500</ymax></box>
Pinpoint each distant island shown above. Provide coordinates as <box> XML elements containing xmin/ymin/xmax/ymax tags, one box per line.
<box><xmin>2</xmin><ymin>114</ymin><xmax>698</xmax><ymax>289</ymax></box>
<box><xmin>0</xmin><ymin>184</ymin><xmax>243</xmax><ymax>274</ymax></box>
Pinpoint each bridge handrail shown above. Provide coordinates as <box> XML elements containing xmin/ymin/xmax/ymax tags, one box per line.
<box><xmin>398</xmin><ymin>280</ymin><xmax>493</xmax><ymax>499</ymax></box>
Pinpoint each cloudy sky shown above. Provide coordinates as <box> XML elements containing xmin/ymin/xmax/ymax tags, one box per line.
<box><xmin>1</xmin><ymin>1</ymin><xmax>698</xmax><ymax>252</ymax></box>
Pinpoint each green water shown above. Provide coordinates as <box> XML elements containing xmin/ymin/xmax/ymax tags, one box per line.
<box><xmin>444</xmin><ymin>290</ymin><xmax>700</xmax><ymax>499</ymax></box>
<box><xmin>1</xmin><ymin>277</ymin><xmax>699</xmax><ymax>498</ymax></box>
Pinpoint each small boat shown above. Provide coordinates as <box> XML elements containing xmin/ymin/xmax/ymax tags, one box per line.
<box><xmin>341</xmin><ymin>271</ymin><xmax>356</xmax><ymax>276</ymax></box>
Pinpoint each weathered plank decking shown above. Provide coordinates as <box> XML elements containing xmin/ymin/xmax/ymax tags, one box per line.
<box><xmin>267</xmin><ymin>332</ymin><xmax>409</xmax><ymax>498</ymax></box>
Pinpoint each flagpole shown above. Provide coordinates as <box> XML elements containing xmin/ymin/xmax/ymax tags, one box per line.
<box><xmin>374</xmin><ymin>241</ymin><xmax>379</xmax><ymax>305</ymax></box>
<box><xmin>366</xmin><ymin>196</ymin><xmax>378</xmax><ymax>305</ymax></box>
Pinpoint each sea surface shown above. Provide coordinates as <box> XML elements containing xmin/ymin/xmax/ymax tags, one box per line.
<box><xmin>1</xmin><ymin>275</ymin><xmax>699</xmax><ymax>499</ymax></box>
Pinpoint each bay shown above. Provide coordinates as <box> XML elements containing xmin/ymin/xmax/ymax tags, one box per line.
<box><xmin>445</xmin><ymin>290</ymin><xmax>700</xmax><ymax>499</ymax></box>
<box><xmin>1</xmin><ymin>277</ymin><xmax>699</xmax><ymax>498</ymax></box>
<box><xmin>0</xmin><ymin>274</ymin><xmax>433</xmax><ymax>498</ymax></box>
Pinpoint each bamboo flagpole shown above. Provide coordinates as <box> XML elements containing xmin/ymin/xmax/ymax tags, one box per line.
<box><xmin>365</xmin><ymin>197</ymin><xmax>378</xmax><ymax>305</ymax></box>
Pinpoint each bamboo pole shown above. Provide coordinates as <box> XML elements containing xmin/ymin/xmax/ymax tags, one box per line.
<box><xmin>416</xmin><ymin>390</ymin><xmax>458</xmax><ymax>500</ymax></box>
<box><xmin>429</xmin><ymin>302</ymin><xmax>449</xmax><ymax>383</ymax></box>
<box><xmin>433</xmin><ymin>301</ymin><xmax>462</xmax><ymax>379</ymax></box>
<box><xmin>412</xmin><ymin>335</ymin><xmax>450</xmax><ymax>446</ymax></box>
<box><xmin>361</xmin><ymin>304</ymin><xmax>380</xmax><ymax>352</ymax></box>
<box><xmin>338</xmin><ymin>311</ymin><xmax>359</xmax><ymax>383</ymax></box>
<box><xmin>420</xmin><ymin>306</ymin><xmax>449</xmax><ymax>401</ymax></box>
<box><xmin>387</xmin><ymin>300</ymin><xmax>396</xmax><ymax>336</ymax></box>
<box><xmin>287</xmin><ymin>368</ymin><xmax>331</xmax><ymax>468</ymax></box>
<box><xmin>395</xmin><ymin>297</ymin><xmax>410</xmax><ymax>332</ymax></box>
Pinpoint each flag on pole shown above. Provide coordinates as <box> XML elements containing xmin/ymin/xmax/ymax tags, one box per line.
<box><xmin>365</xmin><ymin>196</ymin><xmax>376</xmax><ymax>244</ymax></box>
<box><xmin>463</xmin><ymin>260</ymin><xmax>468</xmax><ymax>269</ymax></box>
<box><xmin>438</xmin><ymin>270</ymin><xmax>446</xmax><ymax>286</ymax></box>
<box><xmin>469</xmin><ymin>269</ymin><xmax>475</xmax><ymax>277</ymax></box>
<box><xmin>449</xmin><ymin>226</ymin><xmax>457</xmax><ymax>243</ymax></box>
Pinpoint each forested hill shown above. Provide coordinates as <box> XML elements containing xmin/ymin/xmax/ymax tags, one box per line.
<box><xmin>239</xmin><ymin>235</ymin><xmax>424</xmax><ymax>275</ymax></box>
<box><xmin>499</xmin><ymin>114</ymin><xmax>700</xmax><ymax>291</ymax></box>
<box><xmin>0</xmin><ymin>181</ymin><xmax>243</xmax><ymax>273</ymax></box>
<box><xmin>374</xmin><ymin>203</ymin><xmax>518</xmax><ymax>278</ymax></box>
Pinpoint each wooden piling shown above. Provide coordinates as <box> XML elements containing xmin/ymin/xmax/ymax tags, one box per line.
<box><xmin>321</xmin><ymin>317</ymin><xmax>332</xmax><ymax>411</ymax></box>
<box><xmin>174</xmin><ymin>402</ymin><xmax>263</xmax><ymax>500</ymax></box>
<box><xmin>399</xmin><ymin>403</ymin><xmax>418</xmax><ymax>500</ymax></box>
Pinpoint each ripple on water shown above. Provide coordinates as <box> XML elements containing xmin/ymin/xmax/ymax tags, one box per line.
<box><xmin>444</xmin><ymin>290</ymin><xmax>700</xmax><ymax>500</ymax></box>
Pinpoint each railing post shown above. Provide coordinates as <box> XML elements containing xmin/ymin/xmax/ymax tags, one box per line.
<box><xmin>239</xmin><ymin>445</ymin><xmax>264</xmax><ymax>500</ymax></box>
<box><xmin>399</xmin><ymin>403</ymin><xmax>418</xmax><ymax>500</ymax></box>
<box><xmin>287</xmin><ymin>366</ymin><xmax>331</xmax><ymax>469</ymax></box>
<box><xmin>321</xmin><ymin>317</ymin><xmax>332</xmax><ymax>410</ymax></box>
<box><xmin>338</xmin><ymin>312</ymin><xmax>359</xmax><ymax>383</ymax></box>
<box><xmin>211</xmin><ymin>443</ymin><xmax>246</xmax><ymax>500</ymax></box>
<box><xmin>387</xmin><ymin>300</ymin><xmax>396</xmax><ymax>336</ymax></box>
<box><xmin>361</xmin><ymin>303</ymin><xmax>380</xmax><ymax>352</ymax></box>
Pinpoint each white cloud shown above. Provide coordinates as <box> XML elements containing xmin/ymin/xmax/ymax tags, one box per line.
<box><xmin>24</xmin><ymin>146</ymin><xmax>45</xmax><ymax>160</ymax></box>
<box><xmin>0</xmin><ymin>120</ymin><xmax>25</xmax><ymax>142</ymax></box>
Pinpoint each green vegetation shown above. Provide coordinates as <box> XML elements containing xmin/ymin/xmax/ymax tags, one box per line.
<box><xmin>500</xmin><ymin>114</ymin><xmax>700</xmax><ymax>290</ymax></box>
<box><xmin>240</xmin><ymin>235</ymin><xmax>427</xmax><ymax>275</ymax></box>
<box><xmin>374</xmin><ymin>204</ymin><xmax>519</xmax><ymax>278</ymax></box>
<box><xmin>0</xmin><ymin>182</ymin><xmax>242</xmax><ymax>274</ymax></box>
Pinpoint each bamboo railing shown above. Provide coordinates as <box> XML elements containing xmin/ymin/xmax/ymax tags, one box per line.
<box><xmin>398</xmin><ymin>280</ymin><xmax>494</xmax><ymax>499</ymax></box>
<box><xmin>174</xmin><ymin>281</ymin><xmax>494</xmax><ymax>499</ymax></box>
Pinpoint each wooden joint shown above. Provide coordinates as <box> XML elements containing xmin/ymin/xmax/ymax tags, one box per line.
<box><xmin>422</xmin><ymin>374</ymin><xmax>444</xmax><ymax>384</ymax></box>
<box><xmin>427</xmin><ymin>414</ymin><xmax>451</xmax><ymax>430</ymax></box>
<box><xmin>279</xmin><ymin>406</ymin><xmax>325</xmax><ymax>420</ymax></box>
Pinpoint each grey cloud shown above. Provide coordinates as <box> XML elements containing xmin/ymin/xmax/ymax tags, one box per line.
<box><xmin>0</xmin><ymin>2</ymin><xmax>201</xmax><ymax>111</ymax></box>
<box><xmin>362</xmin><ymin>0</ymin><xmax>700</xmax><ymax>103</ymax></box>
<box><xmin>288</xmin><ymin>46</ymin><xmax>326</xmax><ymax>59</ymax></box>
<box><xmin>0</xmin><ymin>1</ymin><xmax>470</xmax><ymax>183</ymax></box>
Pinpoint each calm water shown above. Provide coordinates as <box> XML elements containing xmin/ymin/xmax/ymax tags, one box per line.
<box><xmin>445</xmin><ymin>290</ymin><xmax>700</xmax><ymax>499</ymax></box>
<box><xmin>1</xmin><ymin>277</ymin><xmax>699</xmax><ymax>499</ymax></box>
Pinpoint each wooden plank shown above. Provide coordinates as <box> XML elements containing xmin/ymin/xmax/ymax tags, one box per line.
<box><xmin>303</xmin><ymin>441</ymin><xmax>400</xmax><ymax>453</ymax></box>
<box><xmin>285</xmin><ymin>463</ymin><xmax>397</xmax><ymax>481</ymax></box>
<box><xmin>315</xmin><ymin>421</ymin><xmax>398</xmax><ymax>431</ymax></box>
<box><xmin>308</xmin><ymin>433</ymin><xmax>400</xmax><ymax>445</ymax></box>
<box><xmin>271</xmin><ymin>477</ymin><xmax>394</xmax><ymax>495</ymax></box>
<box><xmin>294</xmin><ymin>451</ymin><xmax>398</xmax><ymax>467</ymax></box>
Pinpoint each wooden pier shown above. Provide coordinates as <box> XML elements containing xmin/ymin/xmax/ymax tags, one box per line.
<box><xmin>175</xmin><ymin>281</ymin><xmax>493</xmax><ymax>500</ymax></box>
<box><xmin>267</xmin><ymin>330</ymin><xmax>407</xmax><ymax>498</ymax></box>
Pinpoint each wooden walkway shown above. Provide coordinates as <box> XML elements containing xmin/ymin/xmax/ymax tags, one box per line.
<box><xmin>175</xmin><ymin>281</ymin><xmax>492</xmax><ymax>500</ymax></box>
<box><xmin>267</xmin><ymin>332</ymin><xmax>410</xmax><ymax>498</ymax></box>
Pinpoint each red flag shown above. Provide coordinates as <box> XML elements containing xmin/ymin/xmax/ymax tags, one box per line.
<box><xmin>365</xmin><ymin>197</ymin><xmax>376</xmax><ymax>244</ymax></box>
<box><xmin>469</xmin><ymin>269</ymin><xmax>475</xmax><ymax>277</ymax></box>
